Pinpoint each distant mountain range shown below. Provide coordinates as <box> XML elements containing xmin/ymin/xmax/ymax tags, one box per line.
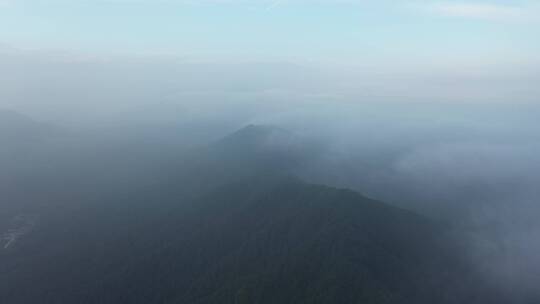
<box><xmin>0</xmin><ymin>124</ymin><xmax>516</xmax><ymax>303</ymax></box>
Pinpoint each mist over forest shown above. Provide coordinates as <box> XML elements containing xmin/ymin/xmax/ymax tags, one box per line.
<box><xmin>2</xmin><ymin>49</ymin><xmax>539</xmax><ymax>302</ymax></box>
<box><xmin>2</xmin><ymin>1</ymin><xmax>540</xmax><ymax>302</ymax></box>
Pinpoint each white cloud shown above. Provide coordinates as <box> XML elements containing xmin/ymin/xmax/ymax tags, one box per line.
<box><xmin>428</xmin><ymin>2</ymin><xmax>539</xmax><ymax>22</ymax></box>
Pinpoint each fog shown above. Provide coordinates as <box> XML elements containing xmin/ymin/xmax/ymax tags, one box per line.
<box><xmin>2</xmin><ymin>45</ymin><xmax>540</xmax><ymax>300</ymax></box>
<box><xmin>3</xmin><ymin>45</ymin><xmax>539</xmax><ymax>123</ymax></box>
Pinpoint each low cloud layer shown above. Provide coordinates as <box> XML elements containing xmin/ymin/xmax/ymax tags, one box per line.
<box><xmin>2</xmin><ymin>46</ymin><xmax>539</xmax><ymax>126</ymax></box>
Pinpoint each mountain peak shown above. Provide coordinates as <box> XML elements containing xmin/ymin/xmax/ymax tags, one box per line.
<box><xmin>230</xmin><ymin>124</ymin><xmax>290</xmax><ymax>139</ymax></box>
<box><xmin>217</xmin><ymin>124</ymin><xmax>297</xmax><ymax>152</ymax></box>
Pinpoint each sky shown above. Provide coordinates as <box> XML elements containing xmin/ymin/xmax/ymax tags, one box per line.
<box><xmin>0</xmin><ymin>0</ymin><xmax>539</xmax><ymax>66</ymax></box>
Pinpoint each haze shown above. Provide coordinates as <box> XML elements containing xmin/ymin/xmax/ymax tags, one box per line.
<box><xmin>1</xmin><ymin>1</ymin><xmax>539</xmax><ymax>303</ymax></box>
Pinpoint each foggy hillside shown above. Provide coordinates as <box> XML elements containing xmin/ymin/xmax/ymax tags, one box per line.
<box><xmin>2</xmin><ymin>1</ymin><xmax>539</xmax><ymax>302</ymax></box>
<box><xmin>0</xmin><ymin>124</ymin><xmax>509</xmax><ymax>303</ymax></box>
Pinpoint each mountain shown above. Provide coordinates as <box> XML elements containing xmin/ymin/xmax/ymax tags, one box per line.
<box><xmin>155</xmin><ymin>125</ymin><xmax>315</xmax><ymax>198</ymax></box>
<box><xmin>216</xmin><ymin>124</ymin><xmax>299</xmax><ymax>153</ymax></box>
<box><xmin>0</xmin><ymin>109</ymin><xmax>56</xmax><ymax>141</ymax></box>
<box><xmin>205</xmin><ymin>124</ymin><xmax>313</xmax><ymax>171</ymax></box>
<box><xmin>0</xmin><ymin>110</ymin><xmax>66</xmax><ymax>206</ymax></box>
<box><xmin>0</xmin><ymin>125</ymin><xmax>506</xmax><ymax>303</ymax></box>
<box><xmin>2</xmin><ymin>176</ymin><xmax>494</xmax><ymax>304</ymax></box>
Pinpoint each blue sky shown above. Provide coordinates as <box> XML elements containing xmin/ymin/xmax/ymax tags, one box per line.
<box><xmin>1</xmin><ymin>0</ymin><xmax>539</xmax><ymax>66</ymax></box>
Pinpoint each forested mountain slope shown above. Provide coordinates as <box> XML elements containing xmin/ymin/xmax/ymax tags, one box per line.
<box><xmin>0</xmin><ymin>125</ymin><xmax>507</xmax><ymax>303</ymax></box>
